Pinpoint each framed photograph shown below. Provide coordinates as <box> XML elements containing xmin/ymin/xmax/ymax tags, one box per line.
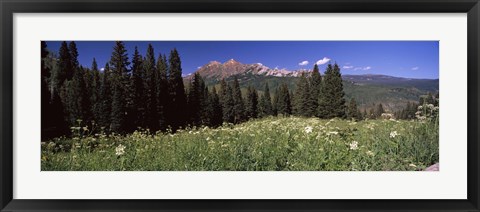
<box><xmin>1</xmin><ymin>0</ymin><xmax>479</xmax><ymax>211</ymax></box>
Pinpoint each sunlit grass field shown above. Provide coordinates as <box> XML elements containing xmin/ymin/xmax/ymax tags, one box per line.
<box><xmin>41</xmin><ymin>116</ymin><xmax>439</xmax><ymax>171</ymax></box>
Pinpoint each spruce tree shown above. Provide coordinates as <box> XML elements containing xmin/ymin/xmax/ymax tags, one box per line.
<box><xmin>68</xmin><ymin>41</ymin><xmax>79</xmax><ymax>71</ymax></box>
<box><xmin>41</xmin><ymin>41</ymin><xmax>51</xmax><ymax>139</ymax></box>
<box><xmin>209</xmin><ymin>87</ymin><xmax>223</xmax><ymax>127</ymax></box>
<box><xmin>78</xmin><ymin>66</ymin><xmax>92</xmax><ymax>124</ymax></box>
<box><xmin>144</xmin><ymin>44</ymin><xmax>158</xmax><ymax>131</ymax></box>
<box><xmin>222</xmin><ymin>84</ymin><xmax>235</xmax><ymax>123</ymax></box>
<box><xmin>56</xmin><ymin>41</ymin><xmax>72</xmax><ymax>88</ymax></box>
<box><xmin>91</xmin><ymin>58</ymin><xmax>102</xmax><ymax>125</ymax></box>
<box><xmin>156</xmin><ymin>54</ymin><xmax>169</xmax><ymax>130</ymax></box>
<box><xmin>310</xmin><ymin>64</ymin><xmax>322</xmax><ymax>114</ymax></box>
<box><xmin>109</xmin><ymin>41</ymin><xmax>130</xmax><ymax>133</ymax></box>
<box><xmin>167</xmin><ymin>48</ymin><xmax>187</xmax><ymax>130</ymax></box>
<box><xmin>294</xmin><ymin>73</ymin><xmax>313</xmax><ymax>117</ymax></box>
<box><xmin>219</xmin><ymin>79</ymin><xmax>228</xmax><ymax>105</ymax></box>
<box><xmin>245</xmin><ymin>85</ymin><xmax>259</xmax><ymax>120</ymax></box>
<box><xmin>187</xmin><ymin>72</ymin><xmax>205</xmax><ymax>126</ymax></box>
<box><xmin>317</xmin><ymin>63</ymin><xmax>346</xmax><ymax>118</ymax></box>
<box><xmin>231</xmin><ymin>77</ymin><xmax>245</xmax><ymax>124</ymax></box>
<box><xmin>98</xmin><ymin>63</ymin><xmax>112</xmax><ymax>129</ymax></box>
<box><xmin>272</xmin><ymin>87</ymin><xmax>279</xmax><ymax>116</ymax></box>
<box><xmin>258</xmin><ymin>82</ymin><xmax>273</xmax><ymax>117</ymax></box>
<box><xmin>290</xmin><ymin>89</ymin><xmax>296</xmax><ymax>115</ymax></box>
<box><xmin>41</xmin><ymin>41</ymin><xmax>67</xmax><ymax>139</ymax></box>
<box><xmin>130</xmin><ymin>47</ymin><xmax>145</xmax><ymax>129</ymax></box>
<box><xmin>200</xmin><ymin>85</ymin><xmax>210</xmax><ymax>125</ymax></box>
<box><xmin>276</xmin><ymin>83</ymin><xmax>292</xmax><ymax>116</ymax></box>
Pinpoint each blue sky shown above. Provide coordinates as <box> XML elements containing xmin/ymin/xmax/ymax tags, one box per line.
<box><xmin>45</xmin><ymin>41</ymin><xmax>439</xmax><ymax>79</ymax></box>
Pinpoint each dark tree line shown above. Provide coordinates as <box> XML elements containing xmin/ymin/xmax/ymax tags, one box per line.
<box><xmin>42</xmin><ymin>41</ymin><xmax>384</xmax><ymax>140</ymax></box>
<box><xmin>42</xmin><ymin>41</ymin><xmax>191</xmax><ymax>139</ymax></box>
<box><xmin>394</xmin><ymin>92</ymin><xmax>438</xmax><ymax>120</ymax></box>
<box><xmin>292</xmin><ymin>63</ymin><xmax>355</xmax><ymax>120</ymax></box>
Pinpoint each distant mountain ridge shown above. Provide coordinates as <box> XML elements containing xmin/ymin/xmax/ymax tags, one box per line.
<box><xmin>186</xmin><ymin>59</ymin><xmax>437</xmax><ymax>81</ymax></box>
<box><xmin>186</xmin><ymin>59</ymin><xmax>307</xmax><ymax>80</ymax></box>
<box><xmin>184</xmin><ymin>59</ymin><xmax>439</xmax><ymax>112</ymax></box>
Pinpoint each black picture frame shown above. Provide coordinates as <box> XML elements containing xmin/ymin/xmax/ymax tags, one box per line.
<box><xmin>1</xmin><ymin>0</ymin><xmax>479</xmax><ymax>211</ymax></box>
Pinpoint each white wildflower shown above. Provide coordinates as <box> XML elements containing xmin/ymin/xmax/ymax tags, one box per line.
<box><xmin>366</xmin><ymin>150</ymin><xmax>374</xmax><ymax>156</ymax></box>
<box><xmin>390</xmin><ymin>131</ymin><xmax>398</xmax><ymax>138</ymax></box>
<box><xmin>115</xmin><ymin>144</ymin><xmax>126</xmax><ymax>156</ymax></box>
<box><xmin>304</xmin><ymin>126</ymin><xmax>313</xmax><ymax>134</ymax></box>
<box><xmin>349</xmin><ymin>141</ymin><xmax>359</xmax><ymax>150</ymax></box>
<box><xmin>327</xmin><ymin>131</ymin><xmax>339</xmax><ymax>136</ymax></box>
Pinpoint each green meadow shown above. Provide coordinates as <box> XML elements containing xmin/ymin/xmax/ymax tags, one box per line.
<box><xmin>41</xmin><ymin>116</ymin><xmax>439</xmax><ymax>171</ymax></box>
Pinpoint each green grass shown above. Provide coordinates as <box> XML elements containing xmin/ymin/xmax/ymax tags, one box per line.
<box><xmin>41</xmin><ymin>116</ymin><xmax>439</xmax><ymax>171</ymax></box>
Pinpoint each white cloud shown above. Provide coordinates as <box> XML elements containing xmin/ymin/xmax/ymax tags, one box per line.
<box><xmin>343</xmin><ymin>65</ymin><xmax>353</xmax><ymax>69</ymax></box>
<box><xmin>411</xmin><ymin>66</ymin><xmax>419</xmax><ymax>71</ymax></box>
<box><xmin>352</xmin><ymin>66</ymin><xmax>372</xmax><ymax>71</ymax></box>
<box><xmin>298</xmin><ymin>60</ymin><xmax>309</xmax><ymax>66</ymax></box>
<box><xmin>100</xmin><ymin>68</ymin><xmax>105</xmax><ymax>71</ymax></box>
<box><xmin>197</xmin><ymin>66</ymin><xmax>202</xmax><ymax>69</ymax></box>
<box><xmin>316</xmin><ymin>57</ymin><xmax>331</xmax><ymax>65</ymax></box>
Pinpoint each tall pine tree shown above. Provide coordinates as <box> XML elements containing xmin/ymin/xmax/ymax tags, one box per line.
<box><xmin>156</xmin><ymin>54</ymin><xmax>169</xmax><ymax>130</ymax></box>
<box><xmin>245</xmin><ymin>85</ymin><xmax>259</xmax><ymax>120</ymax></box>
<box><xmin>231</xmin><ymin>77</ymin><xmax>245</xmax><ymax>124</ymax></box>
<box><xmin>109</xmin><ymin>41</ymin><xmax>130</xmax><ymax>133</ymax></box>
<box><xmin>41</xmin><ymin>41</ymin><xmax>68</xmax><ymax>139</ymax></box>
<box><xmin>294</xmin><ymin>73</ymin><xmax>314</xmax><ymax>117</ymax></box>
<box><xmin>208</xmin><ymin>87</ymin><xmax>223</xmax><ymax>127</ymax></box>
<box><xmin>90</xmin><ymin>58</ymin><xmax>102</xmax><ymax>126</ymax></box>
<box><xmin>310</xmin><ymin>64</ymin><xmax>322</xmax><ymax>115</ymax></box>
<box><xmin>258</xmin><ymin>82</ymin><xmax>273</xmax><ymax>117</ymax></box>
<box><xmin>98</xmin><ymin>63</ymin><xmax>112</xmax><ymax>129</ymax></box>
<box><xmin>276</xmin><ymin>83</ymin><xmax>292</xmax><ymax>116</ymax></box>
<box><xmin>223</xmin><ymin>84</ymin><xmax>235</xmax><ymax>123</ymax></box>
<box><xmin>143</xmin><ymin>44</ymin><xmax>158</xmax><ymax>131</ymax></box>
<box><xmin>55</xmin><ymin>41</ymin><xmax>72</xmax><ymax>90</ymax></box>
<box><xmin>130</xmin><ymin>47</ymin><xmax>146</xmax><ymax>130</ymax></box>
<box><xmin>317</xmin><ymin>63</ymin><xmax>346</xmax><ymax>118</ymax></box>
<box><xmin>167</xmin><ymin>48</ymin><xmax>187</xmax><ymax>131</ymax></box>
<box><xmin>187</xmin><ymin>72</ymin><xmax>205</xmax><ymax>126</ymax></box>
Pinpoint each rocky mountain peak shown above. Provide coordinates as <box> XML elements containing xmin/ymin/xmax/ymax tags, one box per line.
<box><xmin>188</xmin><ymin>59</ymin><xmax>310</xmax><ymax>80</ymax></box>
